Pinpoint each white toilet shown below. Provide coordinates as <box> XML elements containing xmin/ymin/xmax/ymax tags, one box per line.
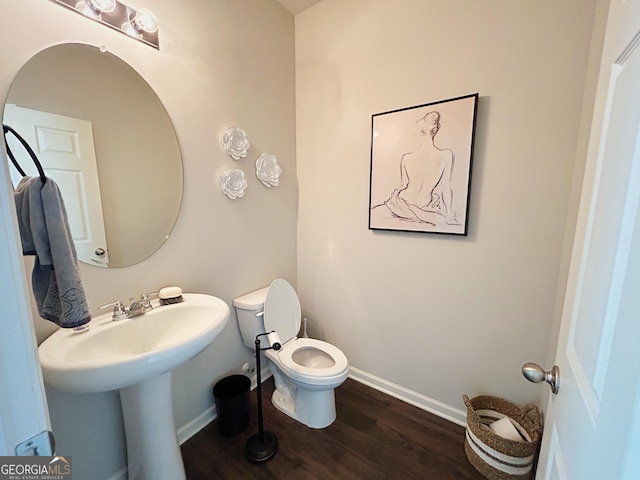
<box><xmin>233</xmin><ymin>278</ymin><xmax>349</xmax><ymax>429</ymax></box>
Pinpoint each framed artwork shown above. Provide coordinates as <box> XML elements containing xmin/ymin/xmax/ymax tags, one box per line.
<box><xmin>368</xmin><ymin>93</ymin><xmax>478</xmax><ymax>236</ymax></box>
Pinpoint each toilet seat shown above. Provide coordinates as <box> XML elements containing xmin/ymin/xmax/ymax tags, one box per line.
<box><xmin>266</xmin><ymin>338</ymin><xmax>349</xmax><ymax>386</ymax></box>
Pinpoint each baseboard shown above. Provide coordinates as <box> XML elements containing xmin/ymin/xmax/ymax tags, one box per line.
<box><xmin>177</xmin><ymin>367</ymin><xmax>272</xmax><ymax>445</ymax></box>
<box><xmin>348</xmin><ymin>367</ymin><xmax>466</xmax><ymax>427</ymax></box>
<box><xmin>177</xmin><ymin>404</ymin><xmax>216</xmax><ymax>445</ymax></box>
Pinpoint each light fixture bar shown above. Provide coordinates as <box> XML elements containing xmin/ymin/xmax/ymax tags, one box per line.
<box><xmin>49</xmin><ymin>0</ymin><xmax>159</xmax><ymax>49</ymax></box>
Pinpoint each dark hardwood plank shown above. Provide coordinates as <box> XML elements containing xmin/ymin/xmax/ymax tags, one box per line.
<box><xmin>181</xmin><ymin>378</ymin><xmax>485</xmax><ymax>479</ymax></box>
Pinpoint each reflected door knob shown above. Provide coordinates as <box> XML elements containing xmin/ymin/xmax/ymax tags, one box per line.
<box><xmin>95</xmin><ymin>248</ymin><xmax>106</xmax><ymax>256</ymax></box>
<box><xmin>522</xmin><ymin>362</ymin><xmax>560</xmax><ymax>394</ymax></box>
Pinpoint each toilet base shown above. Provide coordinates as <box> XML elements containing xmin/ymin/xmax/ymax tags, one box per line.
<box><xmin>271</xmin><ymin>386</ymin><xmax>337</xmax><ymax>429</ymax></box>
<box><xmin>271</xmin><ymin>388</ymin><xmax>296</xmax><ymax>417</ymax></box>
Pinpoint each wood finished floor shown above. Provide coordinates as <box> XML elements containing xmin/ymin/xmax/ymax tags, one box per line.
<box><xmin>181</xmin><ymin>378</ymin><xmax>486</xmax><ymax>479</ymax></box>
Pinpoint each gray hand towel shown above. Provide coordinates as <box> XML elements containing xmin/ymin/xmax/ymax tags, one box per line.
<box><xmin>14</xmin><ymin>176</ymin><xmax>91</xmax><ymax>328</ymax></box>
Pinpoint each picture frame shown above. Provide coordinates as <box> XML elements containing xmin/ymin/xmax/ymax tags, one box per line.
<box><xmin>368</xmin><ymin>93</ymin><xmax>478</xmax><ymax>236</ymax></box>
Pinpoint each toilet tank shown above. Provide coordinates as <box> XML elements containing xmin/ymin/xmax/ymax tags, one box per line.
<box><xmin>232</xmin><ymin>286</ymin><xmax>269</xmax><ymax>349</ymax></box>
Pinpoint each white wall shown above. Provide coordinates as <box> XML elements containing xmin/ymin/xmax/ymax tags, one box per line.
<box><xmin>295</xmin><ymin>0</ymin><xmax>601</xmax><ymax>417</ymax></box>
<box><xmin>0</xmin><ymin>1</ymin><xmax>296</xmax><ymax>478</ymax></box>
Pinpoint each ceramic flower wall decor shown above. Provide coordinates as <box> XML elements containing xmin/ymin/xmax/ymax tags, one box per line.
<box><xmin>255</xmin><ymin>153</ymin><xmax>282</xmax><ymax>188</ymax></box>
<box><xmin>219</xmin><ymin>168</ymin><xmax>248</xmax><ymax>199</ymax></box>
<box><xmin>222</xmin><ymin>127</ymin><xmax>250</xmax><ymax>160</ymax></box>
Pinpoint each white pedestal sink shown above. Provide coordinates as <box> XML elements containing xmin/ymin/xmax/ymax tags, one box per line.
<box><xmin>38</xmin><ymin>293</ymin><xmax>230</xmax><ymax>480</ymax></box>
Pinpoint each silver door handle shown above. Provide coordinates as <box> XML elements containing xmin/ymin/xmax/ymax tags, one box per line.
<box><xmin>522</xmin><ymin>362</ymin><xmax>560</xmax><ymax>394</ymax></box>
<box><xmin>95</xmin><ymin>248</ymin><xmax>106</xmax><ymax>256</ymax></box>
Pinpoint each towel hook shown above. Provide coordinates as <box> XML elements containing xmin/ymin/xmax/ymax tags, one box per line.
<box><xmin>2</xmin><ymin>124</ymin><xmax>47</xmax><ymax>184</ymax></box>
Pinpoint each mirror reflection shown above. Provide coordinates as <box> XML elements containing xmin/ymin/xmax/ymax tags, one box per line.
<box><xmin>4</xmin><ymin>43</ymin><xmax>183</xmax><ymax>268</ymax></box>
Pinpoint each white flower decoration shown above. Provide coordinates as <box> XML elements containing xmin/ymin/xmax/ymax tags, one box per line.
<box><xmin>255</xmin><ymin>153</ymin><xmax>282</xmax><ymax>188</ymax></box>
<box><xmin>222</xmin><ymin>127</ymin><xmax>250</xmax><ymax>160</ymax></box>
<box><xmin>219</xmin><ymin>168</ymin><xmax>248</xmax><ymax>199</ymax></box>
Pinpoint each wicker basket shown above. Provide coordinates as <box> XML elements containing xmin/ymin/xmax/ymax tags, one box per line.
<box><xmin>463</xmin><ymin>394</ymin><xmax>543</xmax><ymax>480</ymax></box>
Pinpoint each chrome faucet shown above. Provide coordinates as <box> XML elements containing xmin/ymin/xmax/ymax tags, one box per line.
<box><xmin>98</xmin><ymin>292</ymin><xmax>157</xmax><ymax>321</ymax></box>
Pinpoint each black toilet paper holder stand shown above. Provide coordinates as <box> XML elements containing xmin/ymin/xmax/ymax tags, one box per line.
<box><xmin>245</xmin><ymin>331</ymin><xmax>281</xmax><ymax>463</ymax></box>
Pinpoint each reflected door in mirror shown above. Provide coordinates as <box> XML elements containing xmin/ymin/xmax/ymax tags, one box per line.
<box><xmin>5</xmin><ymin>104</ymin><xmax>109</xmax><ymax>267</ymax></box>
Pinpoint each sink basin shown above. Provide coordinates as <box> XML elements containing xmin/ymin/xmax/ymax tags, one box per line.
<box><xmin>38</xmin><ymin>293</ymin><xmax>230</xmax><ymax>480</ymax></box>
<box><xmin>39</xmin><ymin>293</ymin><xmax>229</xmax><ymax>393</ymax></box>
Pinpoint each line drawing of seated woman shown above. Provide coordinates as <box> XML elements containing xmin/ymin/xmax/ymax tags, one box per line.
<box><xmin>373</xmin><ymin>110</ymin><xmax>460</xmax><ymax>227</ymax></box>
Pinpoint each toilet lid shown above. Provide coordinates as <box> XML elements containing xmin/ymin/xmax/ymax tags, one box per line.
<box><xmin>263</xmin><ymin>278</ymin><xmax>301</xmax><ymax>343</ymax></box>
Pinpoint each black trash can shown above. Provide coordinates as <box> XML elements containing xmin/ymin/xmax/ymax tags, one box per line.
<box><xmin>213</xmin><ymin>374</ymin><xmax>251</xmax><ymax>436</ymax></box>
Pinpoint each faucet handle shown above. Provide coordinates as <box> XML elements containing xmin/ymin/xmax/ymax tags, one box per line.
<box><xmin>98</xmin><ymin>300</ymin><xmax>127</xmax><ymax>320</ymax></box>
<box><xmin>141</xmin><ymin>291</ymin><xmax>159</xmax><ymax>301</ymax></box>
<box><xmin>140</xmin><ymin>292</ymin><xmax>158</xmax><ymax>311</ymax></box>
<box><xmin>99</xmin><ymin>300</ymin><xmax>124</xmax><ymax>310</ymax></box>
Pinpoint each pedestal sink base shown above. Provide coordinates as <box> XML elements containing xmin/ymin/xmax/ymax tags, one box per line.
<box><xmin>120</xmin><ymin>372</ymin><xmax>186</xmax><ymax>480</ymax></box>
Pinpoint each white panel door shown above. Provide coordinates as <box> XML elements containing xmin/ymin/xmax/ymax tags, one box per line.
<box><xmin>4</xmin><ymin>104</ymin><xmax>109</xmax><ymax>267</ymax></box>
<box><xmin>536</xmin><ymin>1</ymin><xmax>640</xmax><ymax>479</ymax></box>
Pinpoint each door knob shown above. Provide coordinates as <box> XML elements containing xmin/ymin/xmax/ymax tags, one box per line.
<box><xmin>522</xmin><ymin>362</ymin><xmax>560</xmax><ymax>394</ymax></box>
<box><xmin>95</xmin><ymin>248</ymin><xmax>106</xmax><ymax>256</ymax></box>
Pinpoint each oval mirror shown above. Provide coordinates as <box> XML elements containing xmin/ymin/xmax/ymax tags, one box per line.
<box><xmin>3</xmin><ymin>43</ymin><xmax>183</xmax><ymax>268</ymax></box>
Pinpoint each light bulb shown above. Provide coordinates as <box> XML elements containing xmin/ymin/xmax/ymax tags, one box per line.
<box><xmin>131</xmin><ymin>8</ymin><xmax>158</xmax><ymax>33</ymax></box>
<box><xmin>87</xmin><ymin>0</ymin><xmax>116</xmax><ymax>13</ymax></box>
<box><xmin>122</xmin><ymin>7</ymin><xmax>158</xmax><ymax>38</ymax></box>
<box><xmin>75</xmin><ymin>0</ymin><xmax>115</xmax><ymax>18</ymax></box>
<box><xmin>75</xmin><ymin>1</ymin><xmax>99</xmax><ymax>18</ymax></box>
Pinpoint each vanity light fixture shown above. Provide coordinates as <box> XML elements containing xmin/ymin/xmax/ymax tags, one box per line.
<box><xmin>49</xmin><ymin>0</ymin><xmax>160</xmax><ymax>49</ymax></box>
